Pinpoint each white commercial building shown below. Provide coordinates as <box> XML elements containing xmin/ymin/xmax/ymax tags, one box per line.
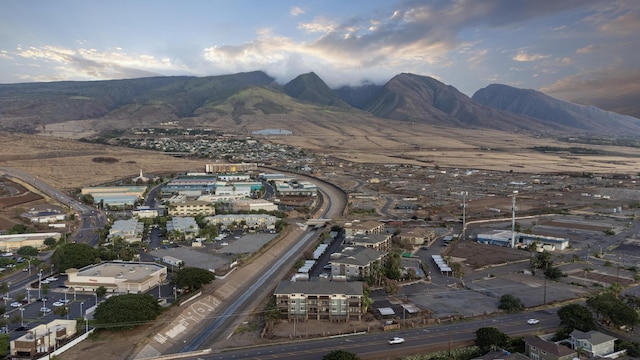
<box><xmin>65</xmin><ymin>261</ymin><xmax>167</xmax><ymax>293</ymax></box>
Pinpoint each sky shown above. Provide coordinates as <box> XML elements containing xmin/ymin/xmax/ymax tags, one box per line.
<box><xmin>1</xmin><ymin>0</ymin><xmax>639</xmax><ymax>114</ymax></box>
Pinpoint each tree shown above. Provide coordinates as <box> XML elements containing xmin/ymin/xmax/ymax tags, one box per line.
<box><xmin>322</xmin><ymin>350</ymin><xmax>360</xmax><ymax>360</ymax></box>
<box><xmin>43</xmin><ymin>237</ymin><xmax>58</xmax><ymax>248</ymax></box>
<box><xmin>498</xmin><ymin>294</ymin><xmax>524</xmax><ymax>313</ymax></box>
<box><xmin>94</xmin><ymin>294</ymin><xmax>162</xmax><ymax>329</ymax></box>
<box><xmin>51</xmin><ymin>243</ymin><xmax>100</xmax><ymax>271</ymax></box>
<box><xmin>544</xmin><ymin>266</ymin><xmax>564</xmax><ymax>281</ymax></box>
<box><xmin>557</xmin><ymin>304</ymin><xmax>596</xmax><ymax>332</ymax></box>
<box><xmin>16</xmin><ymin>246</ymin><xmax>38</xmax><ymax>257</ymax></box>
<box><xmin>96</xmin><ymin>286</ymin><xmax>107</xmax><ymax>299</ymax></box>
<box><xmin>531</xmin><ymin>251</ymin><xmax>553</xmax><ymax>270</ymax></box>
<box><xmin>53</xmin><ymin>305</ymin><xmax>69</xmax><ymax>318</ymax></box>
<box><xmin>174</xmin><ymin>267</ymin><xmax>215</xmax><ymax>291</ymax></box>
<box><xmin>587</xmin><ymin>292</ymin><xmax>640</xmax><ymax>328</ymax></box>
<box><xmin>475</xmin><ymin>327</ymin><xmax>510</xmax><ymax>353</ymax></box>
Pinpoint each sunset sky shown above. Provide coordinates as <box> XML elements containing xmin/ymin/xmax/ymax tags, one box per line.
<box><xmin>1</xmin><ymin>0</ymin><xmax>638</xmax><ymax>114</ymax></box>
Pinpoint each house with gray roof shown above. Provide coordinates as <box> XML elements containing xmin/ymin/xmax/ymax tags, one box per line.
<box><xmin>274</xmin><ymin>279</ymin><xmax>364</xmax><ymax>322</ymax></box>
<box><xmin>329</xmin><ymin>246</ymin><xmax>386</xmax><ymax>280</ymax></box>
<box><xmin>569</xmin><ymin>330</ymin><xmax>617</xmax><ymax>357</ymax></box>
<box><xmin>523</xmin><ymin>336</ymin><xmax>576</xmax><ymax>360</ymax></box>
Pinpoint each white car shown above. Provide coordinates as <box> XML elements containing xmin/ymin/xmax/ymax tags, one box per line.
<box><xmin>10</xmin><ymin>302</ymin><xmax>21</xmax><ymax>308</ymax></box>
<box><xmin>46</xmin><ymin>277</ymin><xmax>58</xmax><ymax>282</ymax></box>
<box><xmin>59</xmin><ymin>299</ymin><xmax>70</xmax><ymax>304</ymax></box>
<box><xmin>52</xmin><ymin>301</ymin><xmax>64</xmax><ymax>307</ymax></box>
<box><xmin>527</xmin><ymin>318</ymin><xmax>540</xmax><ymax>325</ymax></box>
<box><xmin>389</xmin><ymin>337</ymin><xmax>405</xmax><ymax>345</ymax></box>
<box><xmin>40</xmin><ymin>307</ymin><xmax>52</xmax><ymax>313</ymax></box>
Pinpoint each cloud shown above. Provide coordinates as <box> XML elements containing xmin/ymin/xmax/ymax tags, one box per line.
<box><xmin>12</xmin><ymin>45</ymin><xmax>187</xmax><ymax>81</ymax></box>
<box><xmin>512</xmin><ymin>50</ymin><xmax>551</xmax><ymax>62</ymax></box>
<box><xmin>298</xmin><ymin>17</ymin><xmax>338</xmax><ymax>33</ymax></box>
<box><xmin>576</xmin><ymin>45</ymin><xmax>594</xmax><ymax>54</ymax></box>
<box><xmin>290</xmin><ymin>6</ymin><xmax>305</xmax><ymax>16</ymax></box>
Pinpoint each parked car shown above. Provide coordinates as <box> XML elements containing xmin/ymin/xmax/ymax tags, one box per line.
<box><xmin>10</xmin><ymin>302</ymin><xmax>21</xmax><ymax>308</ymax></box>
<box><xmin>36</xmin><ymin>297</ymin><xmax>48</xmax><ymax>302</ymax></box>
<box><xmin>389</xmin><ymin>337</ymin><xmax>405</xmax><ymax>345</ymax></box>
<box><xmin>52</xmin><ymin>301</ymin><xmax>64</xmax><ymax>307</ymax></box>
<box><xmin>40</xmin><ymin>307</ymin><xmax>52</xmax><ymax>313</ymax></box>
<box><xmin>527</xmin><ymin>318</ymin><xmax>540</xmax><ymax>325</ymax></box>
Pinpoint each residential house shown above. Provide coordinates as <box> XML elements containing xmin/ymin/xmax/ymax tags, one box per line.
<box><xmin>274</xmin><ymin>280</ymin><xmax>364</xmax><ymax>322</ymax></box>
<box><xmin>569</xmin><ymin>330</ymin><xmax>617</xmax><ymax>358</ymax></box>
<box><xmin>523</xmin><ymin>336</ymin><xmax>576</xmax><ymax>360</ymax></box>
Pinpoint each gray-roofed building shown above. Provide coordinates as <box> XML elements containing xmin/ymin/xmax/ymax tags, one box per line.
<box><xmin>330</xmin><ymin>247</ymin><xmax>386</xmax><ymax>280</ymax></box>
<box><xmin>524</xmin><ymin>336</ymin><xmax>576</xmax><ymax>360</ymax></box>
<box><xmin>167</xmin><ymin>217</ymin><xmax>200</xmax><ymax>240</ymax></box>
<box><xmin>205</xmin><ymin>214</ymin><xmax>278</xmax><ymax>230</ymax></box>
<box><xmin>343</xmin><ymin>220</ymin><xmax>385</xmax><ymax>237</ymax></box>
<box><xmin>346</xmin><ymin>233</ymin><xmax>392</xmax><ymax>252</ymax></box>
<box><xmin>274</xmin><ymin>280</ymin><xmax>364</xmax><ymax>322</ymax></box>
<box><xmin>569</xmin><ymin>330</ymin><xmax>617</xmax><ymax>357</ymax></box>
<box><xmin>108</xmin><ymin>218</ymin><xmax>144</xmax><ymax>243</ymax></box>
<box><xmin>21</xmin><ymin>209</ymin><xmax>66</xmax><ymax>223</ymax></box>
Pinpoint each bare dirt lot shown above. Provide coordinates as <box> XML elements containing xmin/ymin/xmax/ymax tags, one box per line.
<box><xmin>443</xmin><ymin>241</ymin><xmax>530</xmax><ymax>270</ymax></box>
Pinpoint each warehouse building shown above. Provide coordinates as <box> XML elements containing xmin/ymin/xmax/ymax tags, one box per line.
<box><xmin>476</xmin><ymin>230</ymin><xmax>570</xmax><ymax>251</ymax></box>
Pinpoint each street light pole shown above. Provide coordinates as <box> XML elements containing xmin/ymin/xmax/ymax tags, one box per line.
<box><xmin>20</xmin><ymin>308</ymin><xmax>24</xmax><ymax>326</ymax></box>
<box><xmin>80</xmin><ymin>302</ymin><xmax>84</xmax><ymax>318</ymax></box>
<box><xmin>26</xmin><ymin>258</ymin><xmax>32</xmax><ymax>276</ymax></box>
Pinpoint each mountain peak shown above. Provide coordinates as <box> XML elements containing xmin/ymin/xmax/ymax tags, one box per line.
<box><xmin>283</xmin><ymin>72</ymin><xmax>349</xmax><ymax>109</ymax></box>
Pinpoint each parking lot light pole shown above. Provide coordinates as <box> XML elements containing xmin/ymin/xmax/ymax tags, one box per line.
<box><xmin>38</xmin><ymin>272</ymin><xmax>42</xmax><ymax>299</ymax></box>
<box><xmin>19</xmin><ymin>308</ymin><xmax>24</xmax><ymax>326</ymax></box>
<box><xmin>80</xmin><ymin>302</ymin><xmax>84</xmax><ymax>317</ymax></box>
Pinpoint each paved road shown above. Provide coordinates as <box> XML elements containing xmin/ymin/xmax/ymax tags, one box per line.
<box><xmin>0</xmin><ymin>167</ymin><xmax>105</xmax><ymax>246</ymax></box>
<box><xmin>176</xmin><ymin>309</ymin><xmax>561</xmax><ymax>360</ymax></box>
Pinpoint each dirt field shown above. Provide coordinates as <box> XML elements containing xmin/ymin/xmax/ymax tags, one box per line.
<box><xmin>443</xmin><ymin>241</ymin><xmax>530</xmax><ymax>270</ymax></box>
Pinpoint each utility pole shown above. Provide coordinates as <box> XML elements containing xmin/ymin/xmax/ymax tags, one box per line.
<box><xmin>461</xmin><ymin>191</ymin><xmax>468</xmax><ymax>240</ymax></box>
<box><xmin>511</xmin><ymin>190</ymin><xmax>518</xmax><ymax>248</ymax></box>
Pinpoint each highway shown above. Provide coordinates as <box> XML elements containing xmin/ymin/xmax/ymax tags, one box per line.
<box><xmin>179</xmin><ymin>178</ymin><xmax>345</xmax><ymax>352</ymax></box>
<box><xmin>177</xmin><ymin>310</ymin><xmax>561</xmax><ymax>359</ymax></box>
<box><xmin>0</xmin><ymin>167</ymin><xmax>106</xmax><ymax>246</ymax></box>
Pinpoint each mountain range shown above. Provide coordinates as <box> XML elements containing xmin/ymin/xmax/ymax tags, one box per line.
<box><xmin>0</xmin><ymin>71</ymin><xmax>638</xmax><ymax>137</ymax></box>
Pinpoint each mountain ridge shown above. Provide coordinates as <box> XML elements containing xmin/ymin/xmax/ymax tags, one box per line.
<box><xmin>0</xmin><ymin>71</ymin><xmax>638</xmax><ymax>137</ymax></box>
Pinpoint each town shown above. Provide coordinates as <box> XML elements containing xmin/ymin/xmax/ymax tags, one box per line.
<box><xmin>1</xmin><ymin>132</ymin><xmax>640</xmax><ymax>359</ymax></box>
